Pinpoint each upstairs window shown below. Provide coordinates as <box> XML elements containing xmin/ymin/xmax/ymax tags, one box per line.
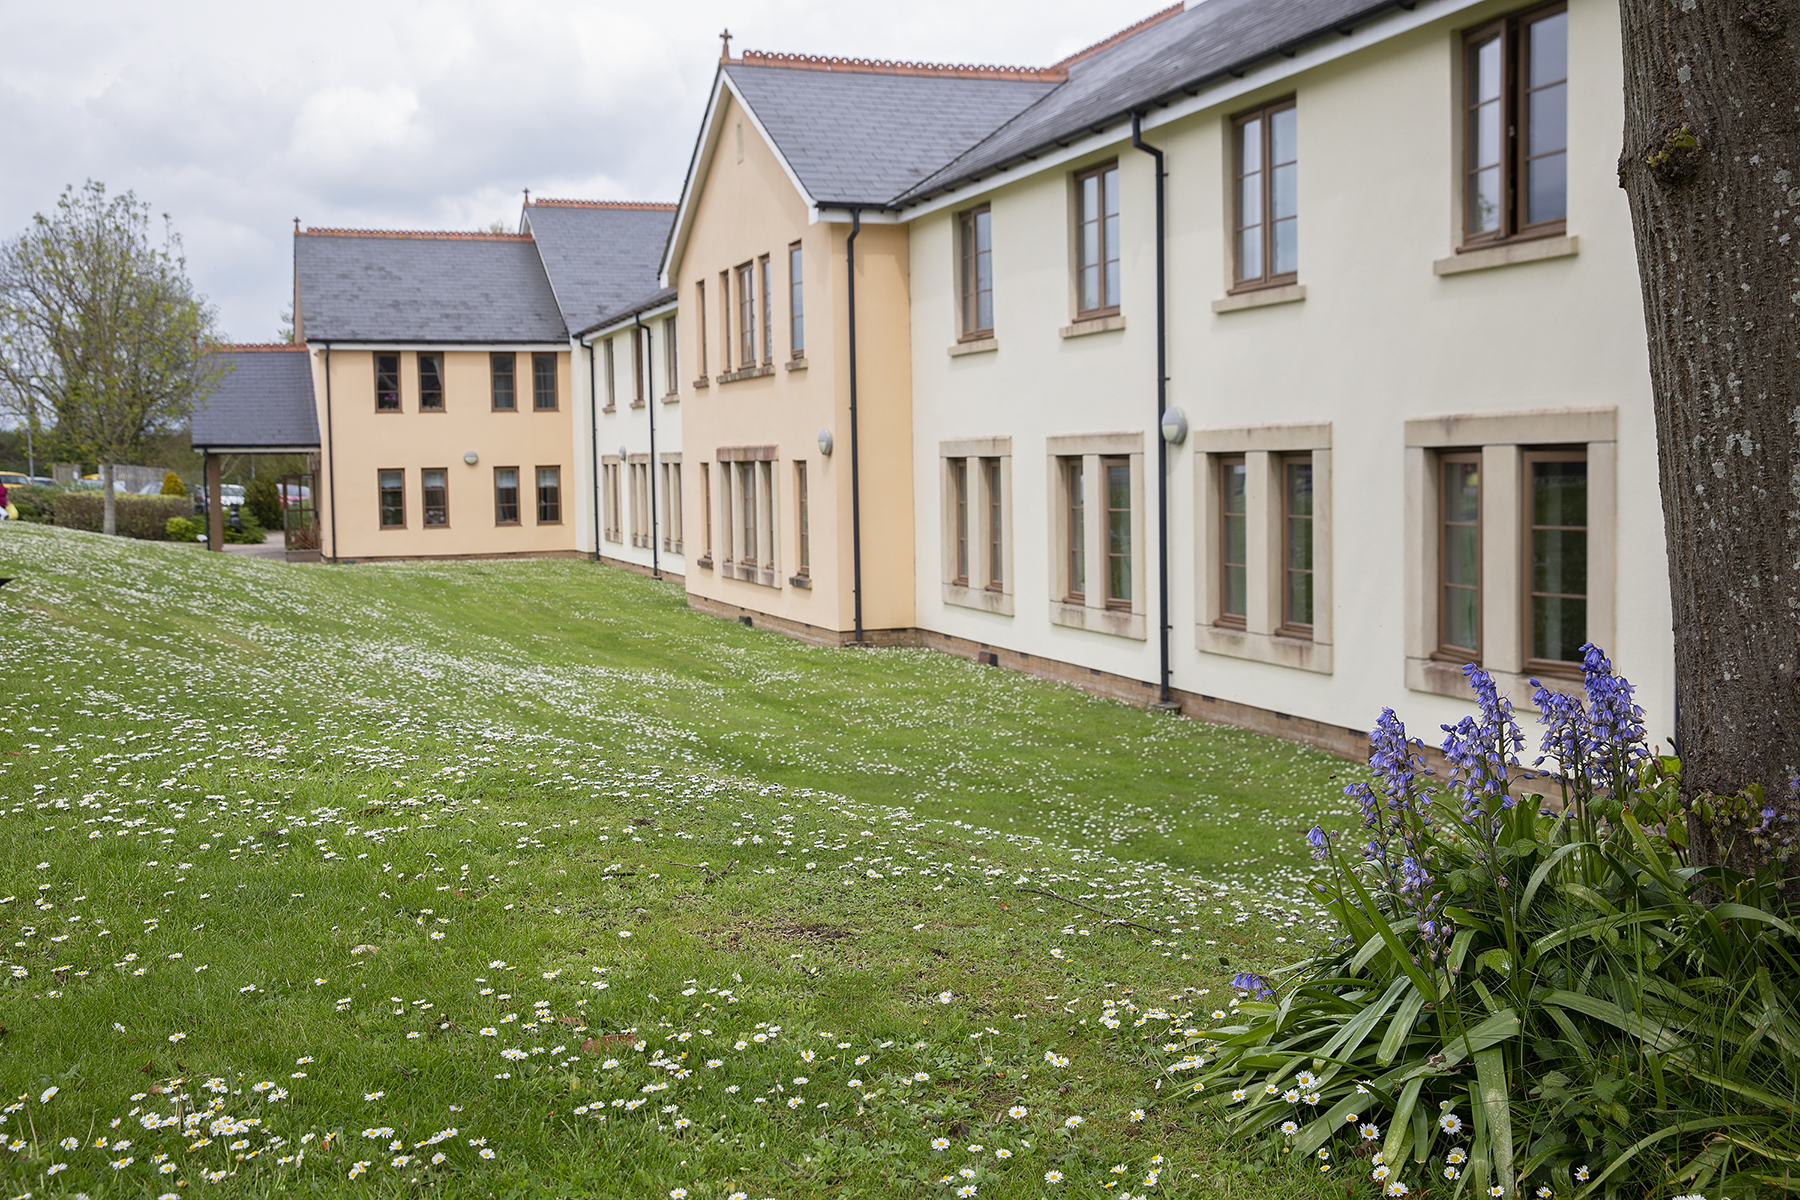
<box><xmin>532</xmin><ymin>353</ymin><xmax>557</xmax><ymax>410</ymax></box>
<box><xmin>375</xmin><ymin>355</ymin><xmax>401</xmax><ymax>411</ymax></box>
<box><xmin>418</xmin><ymin>353</ymin><xmax>444</xmax><ymax>411</ymax></box>
<box><xmin>695</xmin><ymin>280</ymin><xmax>708</xmax><ymax>377</ymax></box>
<box><xmin>1464</xmin><ymin>4</ymin><xmax>1567</xmax><ymax>242</ymax></box>
<box><xmin>664</xmin><ymin>316</ymin><xmax>679</xmax><ymax>394</ymax></box>
<box><xmin>736</xmin><ymin>262</ymin><xmax>756</xmax><ymax>369</ymax></box>
<box><xmin>788</xmin><ymin>243</ymin><xmax>804</xmax><ymax>357</ymax></box>
<box><xmin>760</xmin><ymin>254</ymin><xmax>773</xmax><ymax>364</ymax></box>
<box><xmin>1233</xmin><ymin>100</ymin><xmax>1298</xmax><ymax>288</ymax></box>
<box><xmin>602</xmin><ymin>338</ymin><xmax>616</xmax><ymax>411</ymax></box>
<box><xmin>490</xmin><ymin>354</ymin><xmax>516</xmax><ymax>411</ymax></box>
<box><xmin>959</xmin><ymin>205</ymin><xmax>993</xmax><ymax>338</ymax></box>
<box><xmin>1074</xmin><ymin>162</ymin><xmax>1120</xmax><ymax>317</ymax></box>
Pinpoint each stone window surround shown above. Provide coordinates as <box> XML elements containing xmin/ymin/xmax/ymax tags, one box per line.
<box><xmin>1046</xmin><ymin>431</ymin><xmax>1146</xmax><ymax>641</ymax></box>
<box><xmin>716</xmin><ymin>445</ymin><xmax>780</xmax><ymax>588</ymax></box>
<box><xmin>1193</xmin><ymin>423</ymin><xmax>1333</xmax><ymax>674</ymax></box>
<box><xmin>1402</xmin><ymin>406</ymin><xmax>1616</xmax><ymax>705</ymax></box>
<box><xmin>940</xmin><ymin>437</ymin><xmax>1014</xmax><ymax>617</ymax></box>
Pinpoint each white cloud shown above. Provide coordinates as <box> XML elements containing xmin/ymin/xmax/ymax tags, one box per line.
<box><xmin>0</xmin><ymin>0</ymin><xmax>1158</xmax><ymax>340</ymax></box>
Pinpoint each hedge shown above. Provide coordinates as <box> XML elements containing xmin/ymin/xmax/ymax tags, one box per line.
<box><xmin>52</xmin><ymin>493</ymin><xmax>194</xmax><ymax>540</ymax></box>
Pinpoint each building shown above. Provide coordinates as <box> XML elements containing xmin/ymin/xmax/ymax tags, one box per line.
<box><xmin>666</xmin><ymin>0</ymin><xmax>1673</xmax><ymax>754</ymax></box>
<box><xmin>191</xmin><ymin>343</ymin><xmax>321</xmax><ymax>557</ymax></box>
<box><xmin>291</xmin><ymin>198</ymin><xmax>676</xmax><ymax>565</ymax></box>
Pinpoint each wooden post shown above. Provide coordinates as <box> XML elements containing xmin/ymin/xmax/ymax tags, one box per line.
<box><xmin>205</xmin><ymin>453</ymin><xmax>223</xmax><ymax>552</ymax></box>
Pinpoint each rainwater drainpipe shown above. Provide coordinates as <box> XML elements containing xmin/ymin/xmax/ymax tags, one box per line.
<box><xmin>847</xmin><ymin>208</ymin><xmax>864</xmax><ymax>644</ymax></box>
<box><xmin>587</xmin><ymin>337</ymin><xmax>600</xmax><ymax>562</ymax></box>
<box><xmin>1131</xmin><ymin>111</ymin><xmax>1173</xmax><ymax>707</ymax></box>
<box><xmin>636</xmin><ymin>312</ymin><xmax>660</xmax><ymax>580</ymax></box>
<box><xmin>323</xmin><ymin>342</ymin><xmax>339</xmax><ymax>563</ymax></box>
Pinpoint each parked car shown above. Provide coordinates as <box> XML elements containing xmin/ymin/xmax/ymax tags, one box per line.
<box><xmin>0</xmin><ymin>473</ymin><xmax>28</xmax><ymax>489</ymax></box>
<box><xmin>192</xmin><ymin>484</ymin><xmax>248</xmax><ymax>509</ymax></box>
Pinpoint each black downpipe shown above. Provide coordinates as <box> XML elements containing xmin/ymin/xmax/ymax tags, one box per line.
<box><xmin>1131</xmin><ymin>112</ymin><xmax>1172</xmax><ymax>706</ymax></box>
<box><xmin>587</xmin><ymin>338</ymin><xmax>601</xmax><ymax>562</ymax></box>
<box><xmin>323</xmin><ymin>343</ymin><xmax>339</xmax><ymax>563</ymax></box>
<box><xmin>846</xmin><ymin>209</ymin><xmax>864</xmax><ymax>643</ymax></box>
<box><xmin>637</xmin><ymin>314</ymin><xmax>658</xmax><ymax>582</ymax></box>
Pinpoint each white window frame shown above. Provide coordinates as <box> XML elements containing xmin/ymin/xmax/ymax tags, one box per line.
<box><xmin>1193</xmin><ymin>423</ymin><xmax>1333</xmax><ymax>674</ymax></box>
<box><xmin>940</xmin><ymin>437</ymin><xmax>1013</xmax><ymax>616</ymax></box>
<box><xmin>1403</xmin><ymin>407</ymin><xmax>1616</xmax><ymax>704</ymax></box>
<box><xmin>1046</xmin><ymin>432</ymin><xmax>1145</xmax><ymax>640</ymax></box>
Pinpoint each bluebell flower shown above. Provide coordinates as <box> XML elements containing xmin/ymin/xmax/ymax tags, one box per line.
<box><xmin>1306</xmin><ymin>825</ymin><xmax>1331</xmax><ymax>861</ymax></box>
<box><xmin>1229</xmin><ymin>973</ymin><xmax>1276</xmax><ymax>999</ymax></box>
<box><xmin>1441</xmin><ymin>664</ymin><xmax>1525</xmax><ymax>830</ymax></box>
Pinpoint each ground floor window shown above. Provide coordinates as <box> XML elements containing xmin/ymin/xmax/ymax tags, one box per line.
<box><xmin>795</xmin><ymin>461</ymin><xmax>809</xmax><ymax>576</ymax></box>
<box><xmin>536</xmin><ymin>466</ymin><xmax>561</xmax><ymax>524</ymax></box>
<box><xmin>494</xmin><ymin>467</ymin><xmax>519</xmax><ymax>525</ymax></box>
<box><xmin>421</xmin><ymin>469</ymin><xmax>449</xmax><ymax>527</ymax></box>
<box><xmin>663</xmin><ymin>460</ymin><xmax>683</xmax><ymax>554</ymax></box>
<box><xmin>603</xmin><ymin>460</ymin><xmax>622</xmax><ymax>543</ymax></box>
<box><xmin>1047</xmin><ymin>434</ymin><xmax>1142</xmax><ymax>638</ymax></box>
<box><xmin>939</xmin><ymin>439</ymin><xmax>1012</xmax><ymax>614</ymax></box>
<box><xmin>716</xmin><ymin>451</ymin><xmax>779</xmax><ymax>585</ymax></box>
<box><xmin>1526</xmin><ymin>450</ymin><xmax>1587</xmax><ymax>666</ymax></box>
<box><xmin>379</xmin><ymin>469</ymin><xmax>405</xmax><ymax>528</ymax></box>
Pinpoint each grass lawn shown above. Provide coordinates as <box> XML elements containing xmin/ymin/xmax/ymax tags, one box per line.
<box><xmin>0</xmin><ymin>524</ymin><xmax>1357</xmax><ymax>1199</ymax></box>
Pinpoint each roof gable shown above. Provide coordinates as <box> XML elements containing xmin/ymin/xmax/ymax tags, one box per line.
<box><xmin>523</xmin><ymin>201</ymin><xmax>678</xmax><ymax>332</ymax></box>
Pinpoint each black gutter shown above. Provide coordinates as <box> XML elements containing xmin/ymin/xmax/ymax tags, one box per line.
<box><xmin>846</xmin><ymin>208</ymin><xmax>864</xmax><ymax>644</ymax></box>
<box><xmin>587</xmin><ymin>337</ymin><xmax>601</xmax><ymax>562</ymax></box>
<box><xmin>1131</xmin><ymin>112</ymin><xmax>1172</xmax><ymax>708</ymax></box>
<box><xmin>323</xmin><ymin>343</ymin><xmax>339</xmax><ymax>562</ymax></box>
<box><xmin>635</xmin><ymin>313</ymin><xmax>660</xmax><ymax>580</ymax></box>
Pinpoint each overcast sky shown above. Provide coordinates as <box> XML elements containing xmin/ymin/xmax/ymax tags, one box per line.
<box><xmin>0</xmin><ymin>1</ymin><xmax>1157</xmax><ymax>342</ymax></box>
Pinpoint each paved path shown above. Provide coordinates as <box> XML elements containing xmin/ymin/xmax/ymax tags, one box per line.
<box><xmin>222</xmin><ymin>531</ymin><xmax>289</xmax><ymax>561</ymax></box>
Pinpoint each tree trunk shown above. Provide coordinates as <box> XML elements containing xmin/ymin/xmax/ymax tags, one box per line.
<box><xmin>100</xmin><ymin>461</ymin><xmax>117</xmax><ymax>537</ymax></box>
<box><xmin>1618</xmin><ymin>0</ymin><xmax>1800</xmax><ymax>876</ymax></box>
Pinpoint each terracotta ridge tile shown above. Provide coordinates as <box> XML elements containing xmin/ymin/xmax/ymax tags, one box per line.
<box><xmin>528</xmin><ymin>198</ymin><xmax>679</xmax><ymax>210</ymax></box>
<box><xmin>297</xmin><ymin>228</ymin><xmax>534</xmax><ymax>242</ymax></box>
<box><xmin>1052</xmin><ymin>3</ymin><xmax>1185</xmax><ymax>70</ymax></box>
<box><xmin>209</xmin><ymin>342</ymin><xmax>306</xmax><ymax>352</ymax></box>
<box><xmin>735</xmin><ymin>49</ymin><xmax>1068</xmax><ymax>82</ymax></box>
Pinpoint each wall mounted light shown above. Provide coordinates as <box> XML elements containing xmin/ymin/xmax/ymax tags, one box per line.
<box><xmin>463</xmin><ymin>450</ymin><xmax>479</xmax><ymax>466</ymax></box>
<box><xmin>817</xmin><ymin>428</ymin><xmax>834</xmax><ymax>456</ymax></box>
<box><xmin>1160</xmin><ymin>407</ymin><xmax>1188</xmax><ymax>445</ymax></box>
<box><xmin>619</xmin><ymin>445</ymin><xmax>629</xmax><ymax>463</ymax></box>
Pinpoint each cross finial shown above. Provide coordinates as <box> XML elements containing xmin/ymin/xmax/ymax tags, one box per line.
<box><xmin>720</xmin><ymin>27</ymin><xmax>732</xmax><ymax>62</ymax></box>
<box><xmin>293</xmin><ymin>217</ymin><xmax>300</xmax><ymax>233</ymax></box>
<box><xmin>523</xmin><ymin>187</ymin><xmax>531</xmax><ymax>205</ymax></box>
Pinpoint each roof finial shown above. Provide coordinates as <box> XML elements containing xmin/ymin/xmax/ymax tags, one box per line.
<box><xmin>523</xmin><ymin>187</ymin><xmax>531</xmax><ymax>206</ymax></box>
<box><xmin>293</xmin><ymin>217</ymin><xmax>301</xmax><ymax>233</ymax></box>
<box><xmin>720</xmin><ymin>27</ymin><xmax>732</xmax><ymax>62</ymax></box>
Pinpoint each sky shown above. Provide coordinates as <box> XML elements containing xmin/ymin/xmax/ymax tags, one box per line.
<box><xmin>0</xmin><ymin>1</ymin><xmax>1164</xmax><ymax>343</ymax></box>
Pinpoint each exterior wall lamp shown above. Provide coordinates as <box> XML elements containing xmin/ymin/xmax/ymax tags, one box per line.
<box><xmin>1160</xmin><ymin>407</ymin><xmax>1188</xmax><ymax>445</ymax></box>
<box><xmin>817</xmin><ymin>428</ymin><xmax>834</xmax><ymax>456</ymax></box>
<box><xmin>463</xmin><ymin>451</ymin><xmax>479</xmax><ymax>466</ymax></box>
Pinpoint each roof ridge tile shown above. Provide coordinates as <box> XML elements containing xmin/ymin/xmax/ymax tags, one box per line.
<box><xmin>1052</xmin><ymin>2</ymin><xmax>1186</xmax><ymax>69</ymax></box>
<box><xmin>298</xmin><ymin>228</ymin><xmax>534</xmax><ymax>241</ymax></box>
<box><xmin>736</xmin><ymin>49</ymin><xmax>1068</xmax><ymax>82</ymax></box>
<box><xmin>210</xmin><ymin>343</ymin><xmax>307</xmax><ymax>352</ymax></box>
<box><xmin>529</xmin><ymin>198</ymin><xmax>678</xmax><ymax>210</ymax></box>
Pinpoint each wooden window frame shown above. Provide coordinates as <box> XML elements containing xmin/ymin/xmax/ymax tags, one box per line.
<box><xmin>1074</xmin><ymin>161</ymin><xmax>1121</xmax><ymax>319</ymax></box>
<box><xmin>535</xmin><ymin>465</ymin><xmax>562</xmax><ymax>525</ymax></box>
<box><xmin>736</xmin><ymin>262</ymin><xmax>756</xmax><ymax>370</ymax></box>
<box><xmin>663</xmin><ymin>461</ymin><xmax>683</xmax><ymax>553</ymax></box>
<box><xmin>1230</xmin><ymin>98</ymin><xmax>1299</xmax><ymax>292</ymax></box>
<box><xmin>630</xmin><ymin>330</ymin><xmax>645</xmax><ymax>407</ymax></box>
<box><xmin>1102</xmin><ymin>455</ymin><xmax>1132</xmax><ymax>611</ymax></box>
<box><xmin>530</xmin><ymin>353</ymin><xmax>556</xmax><ymax>412</ymax></box>
<box><xmin>1064</xmin><ymin>457</ymin><xmax>1086</xmax><ymax>603</ymax></box>
<box><xmin>959</xmin><ymin>205</ymin><xmax>994</xmax><ymax>340</ymax></box>
<box><xmin>1278</xmin><ymin>453</ymin><xmax>1314</xmax><ymax>638</ymax></box>
<box><xmin>490</xmin><ymin>353</ymin><xmax>516</xmax><ymax>412</ymax></box>
<box><xmin>603</xmin><ymin>462</ymin><xmax>621</xmax><ymax>543</ymax></box>
<box><xmin>700</xmin><ymin>462</ymin><xmax>713</xmax><ymax>559</ymax></box>
<box><xmin>985</xmin><ymin>457</ymin><xmax>1003</xmax><ymax>591</ymax></box>
<box><xmin>663</xmin><ymin>317</ymin><xmax>679</xmax><ymax>397</ymax></box>
<box><xmin>493</xmin><ymin>466</ymin><xmax>520</xmax><ymax>526</ymax></box>
<box><xmin>374</xmin><ymin>354</ymin><xmax>401</xmax><ymax>412</ymax></box>
<box><xmin>417</xmin><ymin>352</ymin><xmax>445</xmax><ymax>412</ymax></box>
<box><xmin>739</xmin><ymin>463</ymin><xmax>758</xmax><ymax>564</ymax></box>
<box><xmin>1461</xmin><ymin>2</ymin><xmax>1569</xmax><ymax>248</ymax></box>
<box><xmin>952</xmin><ymin>459</ymin><xmax>970</xmax><ymax>585</ymax></box>
<box><xmin>788</xmin><ymin>243</ymin><xmax>804</xmax><ymax>358</ymax></box>
<box><xmin>1437</xmin><ymin>450</ymin><xmax>1483</xmax><ymax>661</ymax></box>
<box><xmin>718</xmin><ymin>270</ymin><xmax>732</xmax><ymax>372</ymax></box>
<box><xmin>695</xmin><ymin>280</ymin><xmax>708</xmax><ymax>377</ymax></box>
<box><xmin>795</xmin><ymin>460</ymin><xmax>810</xmax><ymax>575</ymax></box>
<box><xmin>378</xmin><ymin>468</ymin><xmax>406</xmax><ymax>529</ymax></box>
<box><xmin>602</xmin><ymin>338</ymin><xmax>616</xmax><ymax>412</ymax></box>
<box><xmin>1217</xmin><ymin>454</ymin><xmax>1248</xmax><ymax>629</ymax></box>
<box><xmin>759</xmin><ymin>254</ymin><xmax>773</xmax><ymax>364</ymax></box>
<box><xmin>420</xmin><ymin>467</ymin><xmax>450</xmax><ymax>528</ymax></box>
<box><xmin>1522</xmin><ymin>447</ymin><xmax>1588</xmax><ymax>674</ymax></box>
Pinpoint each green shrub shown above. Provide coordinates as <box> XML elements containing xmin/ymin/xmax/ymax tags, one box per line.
<box><xmin>7</xmin><ymin>484</ymin><xmax>59</xmax><ymax>524</ymax></box>
<box><xmin>222</xmin><ymin>508</ymin><xmax>266</xmax><ymax>544</ymax></box>
<box><xmin>1184</xmin><ymin>650</ymin><xmax>1800</xmax><ymax>1200</ymax></box>
<box><xmin>160</xmin><ymin>471</ymin><xmax>187</xmax><ymax>496</ymax></box>
<box><xmin>165</xmin><ymin>516</ymin><xmax>203</xmax><ymax>541</ymax></box>
<box><xmin>51</xmin><ymin>492</ymin><xmax>192</xmax><ymax>539</ymax></box>
<box><xmin>245</xmin><ymin>475</ymin><xmax>282</xmax><ymax>532</ymax></box>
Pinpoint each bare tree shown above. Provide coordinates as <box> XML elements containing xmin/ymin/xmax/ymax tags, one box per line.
<box><xmin>0</xmin><ymin>181</ymin><xmax>219</xmax><ymax>534</ymax></box>
<box><xmin>1618</xmin><ymin>0</ymin><xmax>1800</xmax><ymax>875</ymax></box>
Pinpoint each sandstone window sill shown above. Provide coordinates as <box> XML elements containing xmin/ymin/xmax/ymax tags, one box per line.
<box><xmin>661</xmin><ymin>392</ymin><xmax>680</xmax><ymax>405</ymax></box>
<box><xmin>1434</xmin><ymin>234</ymin><xmax>1578</xmax><ymax>276</ymax></box>
<box><xmin>1049</xmin><ymin>600</ymin><xmax>1145</xmax><ymax>640</ymax></box>
<box><xmin>789</xmin><ymin>573</ymin><xmax>812</xmax><ymax>589</ymax></box>
<box><xmin>717</xmin><ymin>365</ymin><xmax>775</xmax><ymax>385</ymax></box>
<box><xmin>696</xmin><ymin>554</ymin><xmax>714</xmax><ymax>570</ymax></box>
<box><xmin>1198</xmin><ymin>624</ymin><xmax>1332</xmax><ymax>674</ymax></box>
<box><xmin>944</xmin><ymin>582</ymin><xmax>1014</xmax><ymax>615</ymax></box>
<box><xmin>948</xmin><ymin>337</ymin><xmax>997</xmax><ymax>357</ymax></box>
<box><xmin>692</xmin><ymin>378</ymin><xmax>710</xmax><ymax>390</ymax></box>
<box><xmin>1059</xmin><ymin>314</ymin><xmax>1124</xmax><ymax>339</ymax></box>
<box><xmin>785</xmin><ymin>357</ymin><xmax>808</xmax><ymax>372</ymax></box>
<box><xmin>1212</xmin><ymin>283</ymin><xmax>1306</xmax><ymax>314</ymax></box>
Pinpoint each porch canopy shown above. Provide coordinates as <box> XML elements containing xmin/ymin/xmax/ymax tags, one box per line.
<box><xmin>192</xmin><ymin>344</ymin><xmax>320</xmax><ymax>552</ymax></box>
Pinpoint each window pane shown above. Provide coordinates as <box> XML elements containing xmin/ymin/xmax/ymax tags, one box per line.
<box><xmin>1107</xmin><ymin>462</ymin><xmax>1130</xmax><ymax>604</ymax></box>
<box><xmin>1445</xmin><ymin>579</ymin><xmax>1481</xmax><ymax>653</ymax></box>
<box><xmin>376</xmin><ymin>355</ymin><xmax>400</xmax><ymax>411</ymax></box>
<box><xmin>1271</xmin><ymin>160</ymin><xmax>1297</xmax><ymax>222</ymax></box>
<box><xmin>1080</xmin><ymin>175</ymin><xmax>1098</xmax><ymax>265</ymax></box>
<box><xmin>533</xmin><ymin>354</ymin><xmax>557</xmax><ymax>409</ymax></box>
<box><xmin>495</xmin><ymin>468</ymin><xmax>518</xmax><ymax>524</ymax></box>
<box><xmin>379</xmin><ymin>470</ymin><xmax>404</xmax><ymax>527</ymax></box>
<box><xmin>954</xmin><ymin>460</ymin><xmax>968</xmax><ymax>581</ymax></box>
<box><xmin>1286</xmin><ymin>461</ymin><xmax>1313</xmax><ymax>520</ymax></box>
<box><xmin>1533</xmin><ymin>595</ymin><xmax>1586</xmax><ymax>663</ymax></box>
<box><xmin>1237</xmin><ymin>225</ymin><xmax>1263</xmax><ymax>283</ymax></box>
<box><xmin>1270</xmin><ymin>106</ymin><xmax>1297</xmax><ymax>169</ymax></box>
<box><xmin>1102</xmin><ymin>167</ymin><xmax>1119</xmax><ymax>219</ymax></box>
<box><xmin>1442</xmin><ymin>459</ymin><xmax>1481</xmax><ymax>654</ymax></box>
<box><xmin>1272</xmin><ymin>216</ymin><xmax>1298</xmax><ymax>277</ymax></box>
<box><xmin>491</xmin><ymin>354</ymin><xmax>515</xmax><ymax>409</ymax></box>
<box><xmin>1445</xmin><ymin>461</ymin><xmax>1481</xmax><ymax>525</ymax></box>
<box><xmin>1224</xmin><ymin>560</ymin><xmax>1247</xmax><ymax>618</ymax></box>
<box><xmin>1287</xmin><ymin>568</ymin><xmax>1314</xmax><ymax>628</ymax></box>
<box><xmin>987</xmin><ymin>459</ymin><xmax>1003</xmax><ymax>589</ymax></box>
<box><xmin>1529</xmin><ymin>11</ymin><xmax>1567</xmax><ymax>88</ymax></box>
<box><xmin>422</xmin><ymin>469</ymin><xmax>447</xmax><ymax>526</ymax></box>
<box><xmin>1068</xmin><ymin>460</ymin><xmax>1085</xmax><ymax>598</ymax></box>
<box><xmin>1474</xmin><ymin>34</ymin><xmax>1502</xmax><ymax>102</ymax></box>
<box><xmin>1238</xmin><ymin>117</ymin><xmax>1262</xmax><ymax>174</ymax></box>
<box><xmin>1532</xmin><ymin>526</ymin><xmax>1587</xmax><ymax>597</ymax></box>
<box><xmin>536</xmin><ymin>467</ymin><xmax>561</xmax><ymax>523</ymax></box>
<box><xmin>419</xmin><ymin>355</ymin><xmax>443</xmax><ymax>410</ymax></box>
<box><xmin>1528</xmin><ymin>81</ymin><xmax>1568</xmax><ymax>157</ymax></box>
<box><xmin>789</xmin><ymin>245</ymin><xmax>804</xmax><ymax>354</ymax></box>
<box><xmin>1527</xmin><ymin>148</ymin><xmax>1567</xmax><ymax>224</ymax></box>
<box><xmin>1531</xmin><ymin>458</ymin><xmax>1587</xmax><ymax>662</ymax></box>
<box><xmin>1533</xmin><ymin>460</ymin><xmax>1587</xmax><ymax>526</ymax></box>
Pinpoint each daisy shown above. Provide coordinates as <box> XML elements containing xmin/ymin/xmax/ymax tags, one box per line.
<box><xmin>1008</xmin><ymin>1106</ymin><xmax>1028</xmax><ymax>1119</ymax></box>
<box><xmin>1280</xmin><ymin>1120</ymin><xmax>1299</xmax><ymax>1136</ymax></box>
<box><xmin>1360</xmin><ymin>1123</ymin><xmax>1381</xmax><ymax>1141</ymax></box>
<box><xmin>1064</xmin><ymin>1116</ymin><xmax>1083</xmax><ymax>1128</ymax></box>
<box><xmin>1438</xmin><ymin>1111</ymin><xmax>1463</xmax><ymax>1134</ymax></box>
<box><xmin>1044</xmin><ymin>1170</ymin><xmax>1064</xmax><ymax>1183</ymax></box>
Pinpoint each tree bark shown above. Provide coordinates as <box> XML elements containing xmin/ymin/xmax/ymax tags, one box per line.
<box><xmin>100</xmin><ymin>461</ymin><xmax>116</xmax><ymax>537</ymax></box>
<box><xmin>1618</xmin><ymin>0</ymin><xmax>1800</xmax><ymax>875</ymax></box>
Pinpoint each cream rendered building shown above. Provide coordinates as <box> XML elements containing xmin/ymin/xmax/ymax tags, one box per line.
<box><xmin>669</xmin><ymin>0</ymin><xmax>1673</xmax><ymax>755</ymax></box>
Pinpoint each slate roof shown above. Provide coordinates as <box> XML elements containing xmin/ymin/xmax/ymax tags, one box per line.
<box><xmin>192</xmin><ymin>346</ymin><xmax>320</xmax><ymax>452</ymax></box>
<box><xmin>900</xmin><ymin>0</ymin><xmax>1416</xmax><ymax>204</ymax></box>
<box><xmin>295</xmin><ymin>230</ymin><xmax>568</xmax><ymax>344</ymax></box>
<box><xmin>715</xmin><ymin>0</ymin><xmax>1421</xmax><ymax>210</ymax></box>
<box><xmin>721</xmin><ymin>63</ymin><xmax>1059</xmax><ymax>206</ymax></box>
<box><xmin>523</xmin><ymin>201</ymin><xmax>678</xmax><ymax>333</ymax></box>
